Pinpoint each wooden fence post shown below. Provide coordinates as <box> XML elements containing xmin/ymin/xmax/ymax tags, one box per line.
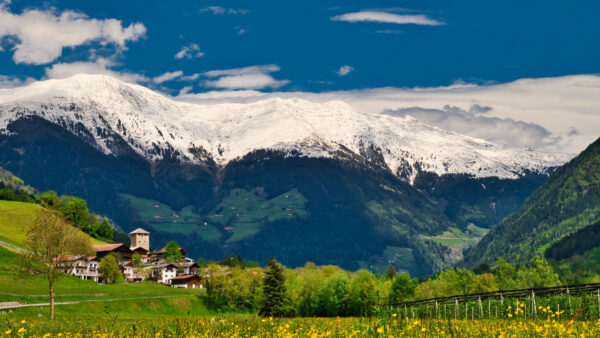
<box><xmin>478</xmin><ymin>296</ymin><xmax>483</xmax><ymax>318</ymax></box>
<box><xmin>532</xmin><ymin>290</ymin><xmax>537</xmax><ymax>318</ymax></box>
<box><xmin>455</xmin><ymin>298</ymin><xmax>458</xmax><ymax>320</ymax></box>
<box><xmin>568</xmin><ymin>287</ymin><xmax>572</xmax><ymax>317</ymax></box>
<box><xmin>597</xmin><ymin>289</ymin><xmax>600</xmax><ymax>318</ymax></box>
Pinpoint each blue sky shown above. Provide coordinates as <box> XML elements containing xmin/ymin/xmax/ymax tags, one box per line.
<box><xmin>2</xmin><ymin>0</ymin><xmax>599</xmax><ymax>92</ymax></box>
<box><xmin>0</xmin><ymin>0</ymin><xmax>599</xmax><ymax>153</ymax></box>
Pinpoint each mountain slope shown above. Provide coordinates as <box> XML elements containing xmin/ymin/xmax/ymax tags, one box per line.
<box><xmin>463</xmin><ymin>136</ymin><xmax>600</xmax><ymax>266</ymax></box>
<box><xmin>0</xmin><ymin>200</ymin><xmax>107</xmax><ymax>248</ymax></box>
<box><xmin>0</xmin><ymin>74</ymin><xmax>566</xmax><ymax>183</ymax></box>
<box><xmin>0</xmin><ymin>74</ymin><xmax>571</xmax><ymax>274</ymax></box>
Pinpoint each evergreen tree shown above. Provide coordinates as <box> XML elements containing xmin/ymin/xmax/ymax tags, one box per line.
<box><xmin>259</xmin><ymin>257</ymin><xmax>288</xmax><ymax>317</ymax></box>
<box><xmin>386</xmin><ymin>265</ymin><xmax>396</xmax><ymax>279</ymax></box>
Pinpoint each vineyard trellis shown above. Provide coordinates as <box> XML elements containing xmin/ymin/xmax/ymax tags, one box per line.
<box><xmin>385</xmin><ymin>282</ymin><xmax>600</xmax><ymax>320</ymax></box>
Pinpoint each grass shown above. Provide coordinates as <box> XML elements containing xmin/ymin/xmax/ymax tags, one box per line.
<box><xmin>120</xmin><ymin>194</ymin><xmax>222</xmax><ymax>242</ymax></box>
<box><xmin>121</xmin><ymin>189</ymin><xmax>308</xmax><ymax>244</ymax></box>
<box><xmin>1</xmin><ymin>316</ymin><xmax>599</xmax><ymax>337</ymax></box>
<box><xmin>207</xmin><ymin>188</ymin><xmax>307</xmax><ymax>243</ymax></box>
<box><xmin>0</xmin><ymin>200</ymin><xmax>105</xmax><ymax>247</ymax></box>
<box><xmin>0</xmin><ymin>245</ymin><xmax>205</xmax><ymax>310</ymax></box>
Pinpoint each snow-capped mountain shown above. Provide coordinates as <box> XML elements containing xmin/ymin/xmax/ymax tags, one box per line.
<box><xmin>0</xmin><ymin>74</ymin><xmax>568</xmax><ymax>183</ymax></box>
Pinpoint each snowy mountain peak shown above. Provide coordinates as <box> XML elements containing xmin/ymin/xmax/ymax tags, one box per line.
<box><xmin>0</xmin><ymin>74</ymin><xmax>569</xmax><ymax>182</ymax></box>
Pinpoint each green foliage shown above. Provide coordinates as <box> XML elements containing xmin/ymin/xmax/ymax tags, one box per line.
<box><xmin>465</xmin><ymin>136</ymin><xmax>600</xmax><ymax>266</ymax></box>
<box><xmin>99</xmin><ymin>253</ymin><xmax>122</xmax><ymax>284</ymax></box>
<box><xmin>163</xmin><ymin>241</ymin><xmax>183</xmax><ymax>263</ymax></box>
<box><xmin>59</xmin><ymin>196</ymin><xmax>89</xmax><ymax>228</ymax></box>
<box><xmin>204</xmin><ymin>264</ymin><xmax>262</xmax><ymax>312</ymax></box>
<box><xmin>551</xmin><ymin>247</ymin><xmax>600</xmax><ymax>284</ymax></box>
<box><xmin>470</xmin><ymin>273</ymin><xmax>498</xmax><ymax>293</ymax></box>
<box><xmin>132</xmin><ymin>254</ymin><xmax>142</xmax><ymax>267</ymax></box>
<box><xmin>95</xmin><ymin>218</ymin><xmax>114</xmax><ymax>240</ymax></box>
<box><xmin>389</xmin><ymin>272</ymin><xmax>415</xmax><ymax>304</ymax></box>
<box><xmin>0</xmin><ymin>166</ymin><xmax>116</xmax><ymax>242</ymax></box>
<box><xmin>39</xmin><ymin>190</ymin><xmax>58</xmax><ymax>207</ymax></box>
<box><xmin>259</xmin><ymin>257</ymin><xmax>288</xmax><ymax>317</ymax></box>
<box><xmin>386</xmin><ymin>265</ymin><xmax>396</xmax><ymax>280</ymax></box>
<box><xmin>222</xmin><ymin>254</ymin><xmax>259</xmax><ymax>268</ymax></box>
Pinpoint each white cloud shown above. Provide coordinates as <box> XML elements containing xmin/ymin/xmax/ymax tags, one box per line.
<box><xmin>202</xmin><ymin>65</ymin><xmax>290</xmax><ymax>89</ymax></box>
<box><xmin>174</xmin><ymin>43</ymin><xmax>204</xmax><ymax>59</ymax></box>
<box><xmin>331</xmin><ymin>11</ymin><xmax>444</xmax><ymax>26</ymax></box>
<box><xmin>205</xmin><ymin>74</ymin><xmax>289</xmax><ymax>90</ymax></box>
<box><xmin>198</xmin><ymin>6</ymin><xmax>248</xmax><ymax>15</ymax></box>
<box><xmin>180</xmin><ymin>73</ymin><xmax>200</xmax><ymax>81</ymax></box>
<box><xmin>0</xmin><ymin>75</ymin><xmax>35</xmax><ymax>88</ymax></box>
<box><xmin>336</xmin><ymin>65</ymin><xmax>354</xmax><ymax>76</ymax></box>
<box><xmin>0</xmin><ymin>5</ymin><xmax>145</xmax><ymax>65</ymax></box>
<box><xmin>203</xmin><ymin>64</ymin><xmax>280</xmax><ymax>77</ymax></box>
<box><xmin>177</xmin><ymin>90</ymin><xmax>264</xmax><ymax>101</ymax></box>
<box><xmin>178</xmin><ymin>85</ymin><xmax>193</xmax><ymax>96</ymax></box>
<box><xmin>153</xmin><ymin>70</ymin><xmax>183</xmax><ymax>84</ymax></box>
<box><xmin>386</xmin><ymin>105</ymin><xmax>558</xmax><ymax>150</ymax></box>
<box><xmin>176</xmin><ymin>75</ymin><xmax>600</xmax><ymax>154</ymax></box>
<box><xmin>44</xmin><ymin>58</ymin><xmax>149</xmax><ymax>83</ymax></box>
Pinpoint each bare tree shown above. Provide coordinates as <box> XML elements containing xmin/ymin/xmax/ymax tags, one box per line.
<box><xmin>24</xmin><ymin>209</ymin><xmax>93</xmax><ymax>319</ymax></box>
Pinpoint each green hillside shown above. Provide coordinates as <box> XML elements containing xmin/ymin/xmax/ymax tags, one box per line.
<box><xmin>0</xmin><ymin>200</ymin><xmax>106</xmax><ymax>247</ymax></box>
<box><xmin>464</xmin><ymin>136</ymin><xmax>600</xmax><ymax>266</ymax></box>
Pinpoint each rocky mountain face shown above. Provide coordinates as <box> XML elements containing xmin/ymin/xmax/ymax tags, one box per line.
<box><xmin>0</xmin><ymin>74</ymin><xmax>569</xmax><ymax>275</ymax></box>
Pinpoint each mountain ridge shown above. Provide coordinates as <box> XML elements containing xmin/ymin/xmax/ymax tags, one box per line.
<box><xmin>0</xmin><ymin>74</ymin><xmax>569</xmax><ymax>184</ymax></box>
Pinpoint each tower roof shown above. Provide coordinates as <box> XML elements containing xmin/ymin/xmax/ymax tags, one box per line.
<box><xmin>129</xmin><ymin>228</ymin><xmax>150</xmax><ymax>235</ymax></box>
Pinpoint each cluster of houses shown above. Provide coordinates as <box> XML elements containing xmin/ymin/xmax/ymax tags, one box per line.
<box><xmin>60</xmin><ymin>228</ymin><xmax>203</xmax><ymax>288</ymax></box>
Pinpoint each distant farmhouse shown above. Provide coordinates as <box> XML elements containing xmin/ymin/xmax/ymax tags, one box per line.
<box><xmin>59</xmin><ymin>228</ymin><xmax>202</xmax><ymax>288</ymax></box>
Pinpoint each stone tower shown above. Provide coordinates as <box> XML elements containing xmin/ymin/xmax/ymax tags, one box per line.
<box><xmin>129</xmin><ymin>228</ymin><xmax>150</xmax><ymax>251</ymax></box>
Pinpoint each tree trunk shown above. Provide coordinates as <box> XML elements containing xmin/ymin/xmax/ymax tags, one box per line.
<box><xmin>49</xmin><ymin>281</ymin><xmax>55</xmax><ymax>320</ymax></box>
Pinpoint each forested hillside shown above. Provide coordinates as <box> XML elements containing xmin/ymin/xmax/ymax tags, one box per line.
<box><xmin>463</xmin><ymin>136</ymin><xmax>600</xmax><ymax>266</ymax></box>
<box><xmin>0</xmin><ymin>166</ymin><xmax>119</xmax><ymax>243</ymax></box>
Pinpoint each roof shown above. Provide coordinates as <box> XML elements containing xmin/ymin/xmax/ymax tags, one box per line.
<box><xmin>151</xmin><ymin>263</ymin><xmax>177</xmax><ymax>269</ymax></box>
<box><xmin>129</xmin><ymin>228</ymin><xmax>150</xmax><ymax>234</ymax></box>
<box><xmin>170</xmin><ymin>274</ymin><xmax>201</xmax><ymax>282</ymax></box>
<box><xmin>130</xmin><ymin>246</ymin><xmax>149</xmax><ymax>252</ymax></box>
<box><xmin>93</xmin><ymin>243</ymin><xmax>128</xmax><ymax>252</ymax></box>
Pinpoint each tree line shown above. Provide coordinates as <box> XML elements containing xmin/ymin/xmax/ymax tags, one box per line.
<box><xmin>0</xmin><ymin>177</ymin><xmax>115</xmax><ymax>241</ymax></box>
<box><xmin>203</xmin><ymin>254</ymin><xmax>570</xmax><ymax>317</ymax></box>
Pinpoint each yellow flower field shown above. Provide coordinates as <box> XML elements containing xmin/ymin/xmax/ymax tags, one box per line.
<box><xmin>2</xmin><ymin>316</ymin><xmax>600</xmax><ymax>337</ymax></box>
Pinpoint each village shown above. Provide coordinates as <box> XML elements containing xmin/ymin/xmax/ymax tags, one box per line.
<box><xmin>59</xmin><ymin>228</ymin><xmax>204</xmax><ymax>289</ymax></box>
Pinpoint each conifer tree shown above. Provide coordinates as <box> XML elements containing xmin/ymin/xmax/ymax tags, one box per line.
<box><xmin>386</xmin><ymin>265</ymin><xmax>396</xmax><ymax>279</ymax></box>
<box><xmin>259</xmin><ymin>257</ymin><xmax>288</xmax><ymax>317</ymax></box>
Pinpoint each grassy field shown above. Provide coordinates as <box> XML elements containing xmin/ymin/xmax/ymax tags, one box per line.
<box><xmin>1</xmin><ymin>316</ymin><xmax>598</xmax><ymax>337</ymax></box>
<box><xmin>208</xmin><ymin>188</ymin><xmax>307</xmax><ymax>243</ymax></box>
<box><xmin>0</xmin><ymin>200</ymin><xmax>106</xmax><ymax>247</ymax></box>
<box><xmin>122</xmin><ymin>188</ymin><xmax>307</xmax><ymax>244</ymax></box>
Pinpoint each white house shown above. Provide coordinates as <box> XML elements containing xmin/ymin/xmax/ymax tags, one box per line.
<box><xmin>58</xmin><ymin>256</ymin><xmax>100</xmax><ymax>282</ymax></box>
<box><xmin>151</xmin><ymin>263</ymin><xmax>178</xmax><ymax>284</ymax></box>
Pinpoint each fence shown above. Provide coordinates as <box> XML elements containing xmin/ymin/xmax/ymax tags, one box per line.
<box><xmin>386</xmin><ymin>282</ymin><xmax>600</xmax><ymax>320</ymax></box>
